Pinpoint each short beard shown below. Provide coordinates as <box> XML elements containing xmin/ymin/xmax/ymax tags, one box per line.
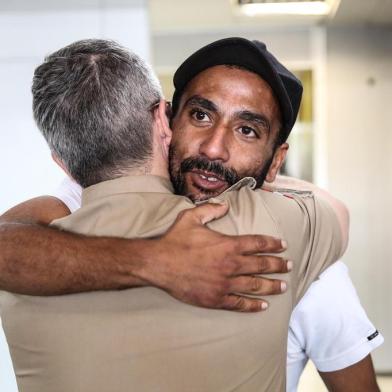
<box><xmin>169</xmin><ymin>145</ymin><xmax>274</xmax><ymax>201</ymax></box>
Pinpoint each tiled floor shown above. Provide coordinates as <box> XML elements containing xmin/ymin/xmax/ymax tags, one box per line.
<box><xmin>298</xmin><ymin>362</ymin><xmax>392</xmax><ymax>391</ymax></box>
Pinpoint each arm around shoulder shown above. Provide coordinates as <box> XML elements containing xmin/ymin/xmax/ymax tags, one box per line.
<box><xmin>0</xmin><ymin>196</ymin><xmax>148</xmax><ymax>295</ymax></box>
<box><xmin>0</xmin><ymin>198</ymin><xmax>288</xmax><ymax>312</ymax></box>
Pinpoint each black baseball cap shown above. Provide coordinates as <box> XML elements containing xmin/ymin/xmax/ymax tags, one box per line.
<box><xmin>172</xmin><ymin>37</ymin><xmax>303</xmax><ymax>141</ymax></box>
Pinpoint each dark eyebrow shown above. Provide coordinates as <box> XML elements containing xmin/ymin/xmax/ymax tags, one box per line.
<box><xmin>237</xmin><ymin>110</ymin><xmax>271</xmax><ymax>132</ymax></box>
<box><xmin>184</xmin><ymin>95</ymin><xmax>218</xmax><ymax>113</ymax></box>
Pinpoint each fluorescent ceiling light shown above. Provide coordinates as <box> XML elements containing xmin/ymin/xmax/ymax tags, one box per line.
<box><xmin>239</xmin><ymin>1</ymin><xmax>337</xmax><ymax>17</ymax></box>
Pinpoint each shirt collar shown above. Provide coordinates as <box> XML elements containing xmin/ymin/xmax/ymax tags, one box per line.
<box><xmin>82</xmin><ymin>175</ymin><xmax>174</xmax><ymax>206</ymax></box>
<box><xmin>81</xmin><ymin>175</ymin><xmax>257</xmax><ymax>206</ymax></box>
<box><xmin>194</xmin><ymin>177</ymin><xmax>257</xmax><ymax>205</ymax></box>
<box><xmin>221</xmin><ymin>176</ymin><xmax>257</xmax><ymax>193</ymax></box>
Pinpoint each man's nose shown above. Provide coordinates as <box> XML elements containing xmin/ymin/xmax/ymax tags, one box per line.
<box><xmin>199</xmin><ymin>126</ymin><xmax>230</xmax><ymax>162</ymax></box>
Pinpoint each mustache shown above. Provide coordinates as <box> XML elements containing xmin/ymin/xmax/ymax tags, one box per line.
<box><xmin>180</xmin><ymin>156</ymin><xmax>240</xmax><ymax>186</ymax></box>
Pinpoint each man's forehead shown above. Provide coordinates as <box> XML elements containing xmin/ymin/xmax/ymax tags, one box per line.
<box><xmin>181</xmin><ymin>65</ymin><xmax>280</xmax><ymax>114</ymax></box>
<box><xmin>185</xmin><ymin>64</ymin><xmax>268</xmax><ymax>90</ymax></box>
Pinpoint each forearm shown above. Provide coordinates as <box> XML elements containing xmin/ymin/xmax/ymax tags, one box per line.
<box><xmin>0</xmin><ymin>221</ymin><xmax>149</xmax><ymax>295</ymax></box>
<box><xmin>0</xmin><ymin>197</ymin><xmax>289</xmax><ymax>311</ymax></box>
<box><xmin>319</xmin><ymin>355</ymin><xmax>380</xmax><ymax>392</ymax></box>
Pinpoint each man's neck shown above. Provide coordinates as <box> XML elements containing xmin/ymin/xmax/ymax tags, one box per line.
<box><xmin>122</xmin><ymin>160</ymin><xmax>170</xmax><ymax>181</ymax></box>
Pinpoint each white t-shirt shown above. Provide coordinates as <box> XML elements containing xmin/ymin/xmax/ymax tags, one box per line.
<box><xmin>50</xmin><ymin>178</ymin><xmax>384</xmax><ymax>392</ymax></box>
<box><xmin>287</xmin><ymin>262</ymin><xmax>383</xmax><ymax>391</ymax></box>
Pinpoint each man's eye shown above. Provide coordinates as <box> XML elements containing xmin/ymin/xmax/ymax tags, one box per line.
<box><xmin>191</xmin><ymin>109</ymin><xmax>209</xmax><ymax>122</ymax></box>
<box><xmin>238</xmin><ymin>126</ymin><xmax>257</xmax><ymax>138</ymax></box>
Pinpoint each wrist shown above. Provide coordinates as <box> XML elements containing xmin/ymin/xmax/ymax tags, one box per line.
<box><xmin>130</xmin><ymin>236</ymin><xmax>173</xmax><ymax>291</ymax></box>
<box><xmin>124</xmin><ymin>237</ymin><xmax>168</xmax><ymax>289</ymax></box>
<box><xmin>97</xmin><ymin>237</ymin><xmax>152</xmax><ymax>289</ymax></box>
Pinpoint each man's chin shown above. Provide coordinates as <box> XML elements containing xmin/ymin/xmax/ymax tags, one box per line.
<box><xmin>185</xmin><ymin>183</ymin><xmax>229</xmax><ymax>203</ymax></box>
<box><xmin>183</xmin><ymin>172</ymin><xmax>230</xmax><ymax>201</ymax></box>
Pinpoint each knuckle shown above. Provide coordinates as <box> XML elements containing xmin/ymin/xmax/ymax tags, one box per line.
<box><xmin>230</xmin><ymin>239</ymin><xmax>242</xmax><ymax>254</ymax></box>
<box><xmin>231</xmin><ymin>260</ymin><xmax>242</xmax><ymax>275</ymax></box>
<box><xmin>234</xmin><ymin>296</ymin><xmax>246</xmax><ymax>311</ymax></box>
<box><xmin>219</xmin><ymin>278</ymin><xmax>231</xmax><ymax>294</ymax></box>
<box><xmin>201</xmin><ymin>291</ymin><xmax>220</xmax><ymax>308</ymax></box>
<box><xmin>256</xmin><ymin>237</ymin><xmax>268</xmax><ymax>250</ymax></box>
<box><xmin>221</xmin><ymin>296</ymin><xmax>232</xmax><ymax>310</ymax></box>
<box><xmin>223</xmin><ymin>295</ymin><xmax>245</xmax><ymax>311</ymax></box>
<box><xmin>223</xmin><ymin>258</ymin><xmax>237</xmax><ymax>275</ymax></box>
<box><xmin>258</xmin><ymin>257</ymin><xmax>269</xmax><ymax>272</ymax></box>
<box><xmin>250</xmin><ymin>277</ymin><xmax>262</xmax><ymax>293</ymax></box>
<box><xmin>218</xmin><ymin>257</ymin><xmax>229</xmax><ymax>271</ymax></box>
<box><xmin>225</xmin><ymin>239</ymin><xmax>242</xmax><ymax>259</ymax></box>
<box><xmin>266</xmin><ymin>279</ymin><xmax>279</xmax><ymax>294</ymax></box>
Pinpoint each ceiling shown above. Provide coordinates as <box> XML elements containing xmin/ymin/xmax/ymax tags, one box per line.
<box><xmin>0</xmin><ymin>0</ymin><xmax>144</xmax><ymax>12</ymax></box>
<box><xmin>148</xmin><ymin>0</ymin><xmax>392</xmax><ymax>34</ymax></box>
<box><xmin>0</xmin><ymin>0</ymin><xmax>391</xmax><ymax>30</ymax></box>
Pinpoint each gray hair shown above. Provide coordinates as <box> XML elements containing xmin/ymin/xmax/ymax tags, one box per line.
<box><xmin>32</xmin><ymin>39</ymin><xmax>163</xmax><ymax>187</ymax></box>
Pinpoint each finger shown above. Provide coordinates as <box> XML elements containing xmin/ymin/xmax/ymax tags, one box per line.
<box><xmin>234</xmin><ymin>256</ymin><xmax>292</xmax><ymax>275</ymax></box>
<box><xmin>261</xmin><ymin>184</ymin><xmax>274</xmax><ymax>192</ymax></box>
<box><xmin>221</xmin><ymin>294</ymin><xmax>269</xmax><ymax>312</ymax></box>
<box><xmin>229</xmin><ymin>276</ymin><xmax>287</xmax><ymax>296</ymax></box>
<box><xmin>186</xmin><ymin>202</ymin><xmax>229</xmax><ymax>225</ymax></box>
<box><xmin>234</xmin><ymin>234</ymin><xmax>287</xmax><ymax>255</ymax></box>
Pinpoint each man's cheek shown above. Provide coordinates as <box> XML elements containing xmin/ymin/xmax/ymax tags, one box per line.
<box><xmin>171</xmin><ymin>140</ymin><xmax>189</xmax><ymax>162</ymax></box>
<box><xmin>174</xmin><ymin>127</ymin><xmax>200</xmax><ymax>155</ymax></box>
<box><xmin>183</xmin><ymin>173</ymin><xmax>194</xmax><ymax>189</ymax></box>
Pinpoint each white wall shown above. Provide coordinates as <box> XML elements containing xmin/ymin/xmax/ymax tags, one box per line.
<box><xmin>0</xmin><ymin>0</ymin><xmax>150</xmax><ymax>214</ymax></box>
<box><xmin>153</xmin><ymin>27</ymin><xmax>314</xmax><ymax>71</ymax></box>
<box><xmin>326</xmin><ymin>25</ymin><xmax>392</xmax><ymax>371</ymax></box>
<box><xmin>0</xmin><ymin>2</ymin><xmax>150</xmax><ymax>390</ymax></box>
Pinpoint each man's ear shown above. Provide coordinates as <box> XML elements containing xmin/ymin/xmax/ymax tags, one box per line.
<box><xmin>265</xmin><ymin>143</ymin><xmax>289</xmax><ymax>183</ymax></box>
<box><xmin>51</xmin><ymin>153</ymin><xmax>73</xmax><ymax>178</ymax></box>
<box><xmin>154</xmin><ymin>99</ymin><xmax>172</xmax><ymax>156</ymax></box>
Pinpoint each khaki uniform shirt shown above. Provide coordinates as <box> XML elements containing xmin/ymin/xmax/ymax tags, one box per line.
<box><xmin>0</xmin><ymin>175</ymin><xmax>342</xmax><ymax>392</ymax></box>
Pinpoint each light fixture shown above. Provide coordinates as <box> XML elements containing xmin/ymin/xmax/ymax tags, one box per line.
<box><xmin>237</xmin><ymin>0</ymin><xmax>340</xmax><ymax>17</ymax></box>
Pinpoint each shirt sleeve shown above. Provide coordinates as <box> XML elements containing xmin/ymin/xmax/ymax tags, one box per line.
<box><xmin>288</xmin><ymin>261</ymin><xmax>384</xmax><ymax>373</ymax></box>
<box><xmin>225</xmin><ymin>188</ymin><xmax>344</xmax><ymax>304</ymax></box>
<box><xmin>287</xmin><ymin>192</ymin><xmax>344</xmax><ymax>303</ymax></box>
<box><xmin>49</xmin><ymin>177</ymin><xmax>83</xmax><ymax>213</ymax></box>
<box><xmin>286</xmin><ymin>323</ymin><xmax>309</xmax><ymax>392</ymax></box>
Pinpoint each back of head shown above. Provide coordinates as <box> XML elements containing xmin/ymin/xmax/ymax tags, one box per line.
<box><xmin>32</xmin><ymin>39</ymin><xmax>162</xmax><ymax>187</ymax></box>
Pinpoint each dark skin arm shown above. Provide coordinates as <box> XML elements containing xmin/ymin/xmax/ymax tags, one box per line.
<box><xmin>0</xmin><ymin>196</ymin><xmax>290</xmax><ymax>312</ymax></box>
<box><xmin>319</xmin><ymin>355</ymin><xmax>380</xmax><ymax>392</ymax></box>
